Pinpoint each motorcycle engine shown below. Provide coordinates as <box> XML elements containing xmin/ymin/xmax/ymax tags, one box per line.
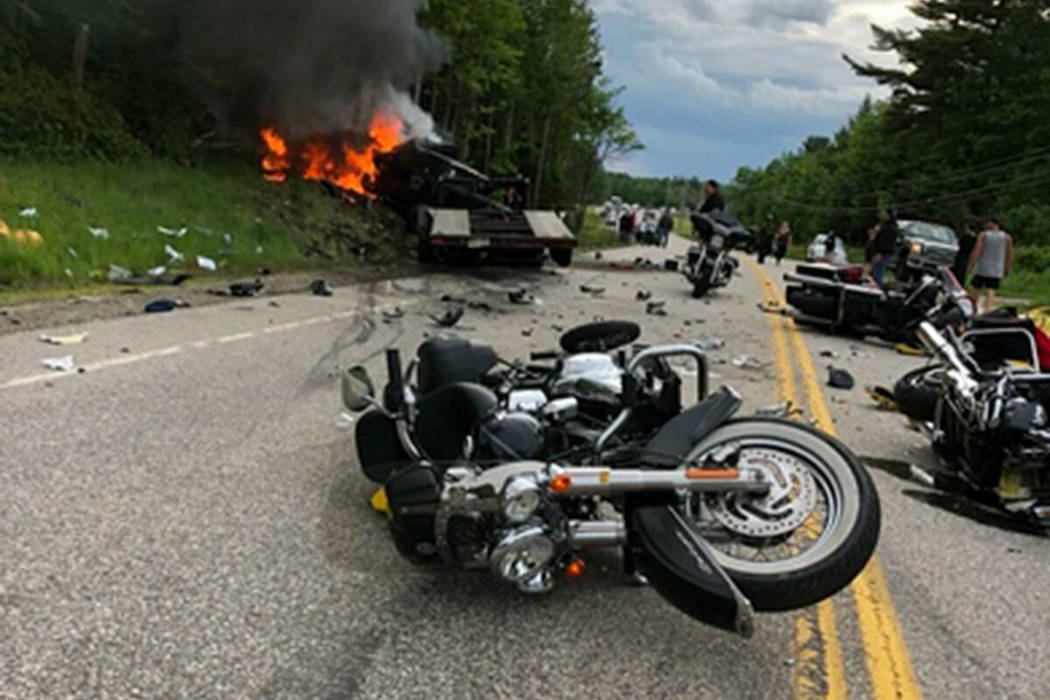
<box><xmin>384</xmin><ymin>465</ymin><xmax>443</xmax><ymax>564</ymax></box>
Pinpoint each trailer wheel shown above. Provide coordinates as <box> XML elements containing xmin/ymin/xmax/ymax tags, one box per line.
<box><xmin>551</xmin><ymin>247</ymin><xmax>573</xmax><ymax>267</ymax></box>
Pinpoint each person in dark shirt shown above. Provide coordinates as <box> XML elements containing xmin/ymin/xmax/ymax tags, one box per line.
<box><xmin>953</xmin><ymin>223</ymin><xmax>978</xmax><ymax>286</ymax></box>
<box><xmin>699</xmin><ymin>180</ymin><xmax>725</xmax><ymax>214</ymax></box>
<box><xmin>870</xmin><ymin>208</ymin><xmax>899</xmax><ymax>286</ymax></box>
<box><xmin>618</xmin><ymin>209</ymin><xmax>635</xmax><ymax>245</ymax></box>
<box><xmin>657</xmin><ymin>210</ymin><xmax>675</xmax><ymax>248</ymax></box>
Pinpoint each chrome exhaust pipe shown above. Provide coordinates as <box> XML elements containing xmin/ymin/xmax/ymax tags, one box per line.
<box><xmin>916</xmin><ymin>322</ymin><xmax>970</xmax><ymax>375</ymax></box>
<box><xmin>549</xmin><ymin>467</ymin><xmax>767</xmax><ymax>497</ymax></box>
<box><xmin>569</xmin><ymin>520</ymin><xmax>626</xmax><ymax>548</ymax></box>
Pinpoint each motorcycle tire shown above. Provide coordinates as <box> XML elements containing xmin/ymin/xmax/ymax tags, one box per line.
<box><xmin>692</xmin><ymin>278</ymin><xmax>711</xmax><ymax>299</ymax></box>
<box><xmin>894</xmin><ymin>366</ymin><xmax>943</xmax><ymax>423</ymax></box>
<box><xmin>559</xmin><ymin>320</ymin><xmax>641</xmax><ymax>353</ymax></box>
<box><xmin>670</xmin><ymin>419</ymin><xmax>880</xmax><ymax>611</ymax></box>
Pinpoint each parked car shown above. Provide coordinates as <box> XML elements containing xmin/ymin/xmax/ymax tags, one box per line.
<box><xmin>896</xmin><ymin>220</ymin><xmax>959</xmax><ymax>279</ymax></box>
<box><xmin>806</xmin><ymin>234</ymin><xmax>848</xmax><ymax>265</ymax></box>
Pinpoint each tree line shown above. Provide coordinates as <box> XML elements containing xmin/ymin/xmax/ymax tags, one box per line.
<box><xmin>729</xmin><ymin>0</ymin><xmax>1050</xmax><ymax>249</ymax></box>
<box><xmin>0</xmin><ymin>0</ymin><xmax>641</xmax><ymax>214</ymax></box>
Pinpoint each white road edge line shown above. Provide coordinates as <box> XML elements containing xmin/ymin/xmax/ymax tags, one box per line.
<box><xmin>1</xmin><ymin>301</ymin><xmax>417</xmax><ymax>391</ymax></box>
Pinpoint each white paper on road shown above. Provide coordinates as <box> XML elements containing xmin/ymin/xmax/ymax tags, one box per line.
<box><xmin>40</xmin><ymin>332</ymin><xmax>89</xmax><ymax>346</ymax></box>
<box><xmin>196</xmin><ymin>255</ymin><xmax>217</xmax><ymax>271</ymax></box>
<box><xmin>42</xmin><ymin>355</ymin><xmax>76</xmax><ymax>372</ymax></box>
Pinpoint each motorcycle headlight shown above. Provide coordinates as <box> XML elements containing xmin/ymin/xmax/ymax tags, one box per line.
<box><xmin>910</xmin><ymin>241</ymin><xmax>924</xmax><ymax>255</ymax></box>
<box><xmin>491</xmin><ymin>527</ymin><xmax>556</xmax><ymax>583</ymax></box>
<box><xmin>502</xmin><ymin>477</ymin><xmax>542</xmax><ymax>523</ymax></box>
<box><xmin>710</xmin><ymin>234</ymin><xmax>725</xmax><ymax>251</ymax></box>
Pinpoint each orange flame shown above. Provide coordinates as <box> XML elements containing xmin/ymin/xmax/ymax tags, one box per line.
<box><xmin>259</xmin><ymin>114</ymin><xmax>404</xmax><ymax>196</ymax></box>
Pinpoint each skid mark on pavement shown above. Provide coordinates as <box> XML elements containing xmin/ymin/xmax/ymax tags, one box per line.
<box><xmin>1</xmin><ymin>302</ymin><xmax>416</xmax><ymax>391</ymax></box>
<box><xmin>749</xmin><ymin>258</ymin><xmax>922</xmax><ymax>700</ymax></box>
<box><xmin>750</xmin><ymin>258</ymin><xmax>847</xmax><ymax>700</ymax></box>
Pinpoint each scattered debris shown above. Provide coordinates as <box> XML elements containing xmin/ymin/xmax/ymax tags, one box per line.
<box><xmin>509</xmin><ymin>289</ymin><xmax>536</xmax><ymax>305</ymax></box>
<box><xmin>230</xmin><ymin>280</ymin><xmax>264</xmax><ymax>297</ymax></box>
<box><xmin>552</xmin><ymin>325</ymin><xmax>564</xmax><ymax>332</ymax></box>
<box><xmin>757</xmin><ymin>401</ymin><xmax>804</xmax><ymax>420</ymax></box>
<box><xmin>144</xmin><ymin>299</ymin><xmax>188</xmax><ymax>314</ymax></box>
<box><xmin>731</xmin><ymin>355</ymin><xmax>766</xmax><ymax>371</ymax></box>
<box><xmin>895</xmin><ymin>343</ymin><xmax>924</xmax><ymax>357</ymax></box>
<box><xmin>827</xmin><ymin>367</ymin><xmax>856</xmax><ymax>390</ymax></box>
<box><xmin>68</xmin><ymin>247</ymin><xmax>79</xmax><ymax>258</ymax></box>
<box><xmin>18</xmin><ymin>207</ymin><xmax>38</xmax><ymax>218</ymax></box>
<box><xmin>694</xmin><ymin>336</ymin><xmax>726</xmax><ymax>351</ymax></box>
<box><xmin>171</xmin><ymin>274</ymin><xmax>191</xmax><ymax>286</ymax></box>
<box><xmin>580</xmin><ymin>284</ymin><xmax>605</xmax><ymax>295</ymax></box>
<box><xmin>522</xmin><ymin>328</ymin><xmax>533</xmax><ymax>337</ymax></box>
<box><xmin>148</xmin><ymin>266</ymin><xmax>167</xmax><ymax>278</ymax></box>
<box><xmin>163</xmin><ymin>244</ymin><xmax>184</xmax><ymax>262</ymax></box>
<box><xmin>158</xmin><ymin>226</ymin><xmax>188</xmax><ymax>238</ymax></box>
<box><xmin>107</xmin><ymin>264</ymin><xmax>133</xmax><ymax>283</ymax></box>
<box><xmin>39</xmin><ymin>332</ymin><xmax>88</xmax><ymax>346</ymax></box>
<box><xmin>223</xmin><ymin>233</ymin><xmax>234</xmax><ymax>244</ymax></box>
<box><xmin>646</xmin><ymin>300</ymin><xmax>667</xmax><ymax>316</ymax></box>
<box><xmin>120</xmin><ymin>347</ymin><xmax>131</xmax><ymax>354</ymax></box>
<box><xmin>636</xmin><ymin>289</ymin><xmax>653</xmax><ymax>302</ymax></box>
<box><xmin>820</xmin><ymin>350</ymin><xmax>839</xmax><ymax>359</ymax></box>
<box><xmin>866</xmin><ymin>386</ymin><xmax>899</xmax><ymax>411</ymax></box>
<box><xmin>269</xmin><ymin>300</ymin><xmax>281</xmax><ymax>308</ymax></box>
<box><xmin>310</xmin><ymin>279</ymin><xmax>334</xmax><ymax>297</ymax></box>
<box><xmin>88</xmin><ymin>226</ymin><xmax>110</xmax><ymax>240</ymax></box>
<box><xmin>258</xmin><ymin>267</ymin><xmax>273</xmax><ymax>276</ymax></box>
<box><xmin>594</xmin><ymin>251</ymin><xmax>603</xmax><ymax>260</ymax></box>
<box><xmin>664</xmin><ymin>260</ymin><xmax>679</xmax><ymax>272</ymax></box>
<box><xmin>430</xmin><ymin>306</ymin><xmax>465</xmax><ymax>328</ymax></box>
<box><xmin>382</xmin><ymin>307</ymin><xmax>405</xmax><ymax>323</ymax></box>
<box><xmin>196</xmin><ymin>255</ymin><xmax>217</xmax><ymax>271</ymax></box>
<box><xmin>42</xmin><ymin>355</ymin><xmax>76</xmax><ymax>372</ymax></box>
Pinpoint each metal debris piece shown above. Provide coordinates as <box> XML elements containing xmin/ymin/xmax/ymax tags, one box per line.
<box><xmin>430</xmin><ymin>306</ymin><xmax>465</xmax><ymax>328</ymax></box>
<box><xmin>694</xmin><ymin>336</ymin><xmax>726</xmax><ymax>351</ymax></box>
<box><xmin>756</xmin><ymin>401</ymin><xmax>804</xmax><ymax>420</ymax></box>
<box><xmin>42</xmin><ymin>355</ymin><xmax>76</xmax><ymax>372</ymax></box>
<box><xmin>310</xmin><ymin>279</ymin><xmax>334</xmax><ymax>297</ymax></box>
<box><xmin>509</xmin><ymin>289</ymin><xmax>535</xmax><ymax>305</ymax></box>
<box><xmin>731</xmin><ymin>355</ymin><xmax>766</xmax><ymax>371</ymax></box>
<box><xmin>827</xmin><ymin>367</ymin><xmax>855</xmax><ymax>390</ymax></box>
<box><xmin>522</xmin><ymin>328</ymin><xmax>533</xmax><ymax>337</ymax></box>
<box><xmin>646</xmin><ymin>300</ymin><xmax>667</xmax><ymax>316</ymax></box>
<box><xmin>382</xmin><ymin>307</ymin><xmax>405</xmax><ymax>323</ymax></box>
<box><xmin>580</xmin><ymin>285</ymin><xmax>605</xmax><ymax>295</ymax></box>
<box><xmin>820</xmin><ymin>350</ymin><xmax>839</xmax><ymax>359</ymax></box>
<box><xmin>230</xmin><ymin>280</ymin><xmax>264</xmax><ymax>297</ymax></box>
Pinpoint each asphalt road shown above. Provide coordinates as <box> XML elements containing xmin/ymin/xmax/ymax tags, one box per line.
<box><xmin>1</xmin><ymin>238</ymin><xmax>1047</xmax><ymax>699</ymax></box>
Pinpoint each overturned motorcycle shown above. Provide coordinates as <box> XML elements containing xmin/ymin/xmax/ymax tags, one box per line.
<box><xmin>894</xmin><ymin>320</ymin><xmax>1050</xmax><ymax>528</ymax></box>
<box><xmin>779</xmin><ymin>262</ymin><xmax>973</xmax><ymax>344</ymax></box>
<box><xmin>342</xmin><ymin>327</ymin><xmax>880</xmax><ymax>636</ymax></box>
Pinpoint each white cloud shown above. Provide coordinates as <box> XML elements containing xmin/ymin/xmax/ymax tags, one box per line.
<box><xmin>594</xmin><ymin>0</ymin><xmax>917</xmax><ymax>178</ymax></box>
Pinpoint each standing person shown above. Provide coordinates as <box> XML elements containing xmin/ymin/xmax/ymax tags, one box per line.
<box><xmin>699</xmin><ymin>180</ymin><xmax>725</xmax><ymax>214</ymax></box>
<box><xmin>657</xmin><ymin>209</ymin><xmax>675</xmax><ymax>248</ymax></box>
<box><xmin>774</xmin><ymin>221</ymin><xmax>792</xmax><ymax>265</ymax></box>
<box><xmin>757</xmin><ymin>214</ymin><xmax>774</xmax><ymax>264</ymax></box>
<box><xmin>953</xmin><ymin>223</ymin><xmax>978</xmax><ymax>286</ymax></box>
<box><xmin>870</xmin><ymin>209</ymin><xmax>899</xmax><ymax>286</ymax></box>
<box><xmin>969</xmin><ymin>217</ymin><xmax>1014</xmax><ymax>312</ymax></box>
<box><xmin>618</xmin><ymin>209</ymin><xmax>634</xmax><ymax>246</ymax></box>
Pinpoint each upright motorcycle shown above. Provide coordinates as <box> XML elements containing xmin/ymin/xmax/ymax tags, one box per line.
<box><xmin>342</xmin><ymin>328</ymin><xmax>881</xmax><ymax>636</ymax></box>
<box><xmin>685</xmin><ymin>213</ymin><xmax>747</xmax><ymax>298</ymax></box>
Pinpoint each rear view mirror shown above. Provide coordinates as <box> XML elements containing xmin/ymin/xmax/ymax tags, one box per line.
<box><xmin>342</xmin><ymin>366</ymin><xmax>376</xmax><ymax>412</ymax></box>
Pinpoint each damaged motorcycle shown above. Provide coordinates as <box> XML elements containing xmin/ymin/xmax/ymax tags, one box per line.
<box><xmin>782</xmin><ymin>262</ymin><xmax>974</xmax><ymax>343</ymax></box>
<box><xmin>342</xmin><ymin>322</ymin><xmax>880</xmax><ymax>636</ymax></box>
<box><xmin>902</xmin><ymin>320</ymin><xmax>1050</xmax><ymax>527</ymax></box>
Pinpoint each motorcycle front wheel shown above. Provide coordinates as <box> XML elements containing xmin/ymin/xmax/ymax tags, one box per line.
<box><xmin>681</xmin><ymin>419</ymin><xmax>880</xmax><ymax>611</ymax></box>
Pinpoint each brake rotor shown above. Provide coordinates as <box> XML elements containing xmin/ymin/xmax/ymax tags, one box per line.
<box><xmin>707</xmin><ymin>448</ymin><xmax>819</xmax><ymax>538</ymax></box>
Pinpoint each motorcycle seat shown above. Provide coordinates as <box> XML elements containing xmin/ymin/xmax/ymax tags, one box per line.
<box><xmin>417</xmin><ymin>337</ymin><xmax>499</xmax><ymax>396</ymax></box>
<box><xmin>414</xmin><ymin>382</ymin><xmax>498</xmax><ymax>463</ymax></box>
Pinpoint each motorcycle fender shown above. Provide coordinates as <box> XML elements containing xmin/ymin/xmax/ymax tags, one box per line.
<box><xmin>628</xmin><ymin>502</ymin><xmax>754</xmax><ymax>636</ymax></box>
<box><xmin>355</xmin><ymin>409</ymin><xmax>411</xmax><ymax>484</ymax></box>
<box><xmin>642</xmin><ymin>388</ymin><xmax>743</xmax><ymax>468</ymax></box>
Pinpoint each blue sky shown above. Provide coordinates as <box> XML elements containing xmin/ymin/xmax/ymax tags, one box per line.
<box><xmin>592</xmin><ymin>0</ymin><xmax>920</xmax><ymax>181</ymax></box>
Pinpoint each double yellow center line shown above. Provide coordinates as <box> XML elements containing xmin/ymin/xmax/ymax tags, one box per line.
<box><xmin>746</xmin><ymin>258</ymin><xmax>921</xmax><ymax>700</ymax></box>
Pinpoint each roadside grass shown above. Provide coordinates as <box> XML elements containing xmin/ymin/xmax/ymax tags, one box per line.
<box><xmin>0</xmin><ymin>157</ymin><xmax>379</xmax><ymax>289</ymax></box>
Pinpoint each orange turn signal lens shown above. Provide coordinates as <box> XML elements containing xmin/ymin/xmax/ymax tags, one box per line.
<box><xmin>566</xmin><ymin>559</ymin><xmax>587</xmax><ymax>579</ymax></box>
<box><xmin>685</xmin><ymin>468</ymin><xmax>741</xmax><ymax>480</ymax></box>
<box><xmin>550</xmin><ymin>474</ymin><xmax>573</xmax><ymax>492</ymax></box>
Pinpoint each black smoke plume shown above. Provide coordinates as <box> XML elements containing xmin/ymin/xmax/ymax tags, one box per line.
<box><xmin>179</xmin><ymin>0</ymin><xmax>446</xmax><ymax>138</ymax></box>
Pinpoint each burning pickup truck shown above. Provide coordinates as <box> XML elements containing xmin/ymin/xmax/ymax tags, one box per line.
<box><xmin>259</xmin><ymin>118</ymin><xmax>576</xmax><ymax>267</ymax></box>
